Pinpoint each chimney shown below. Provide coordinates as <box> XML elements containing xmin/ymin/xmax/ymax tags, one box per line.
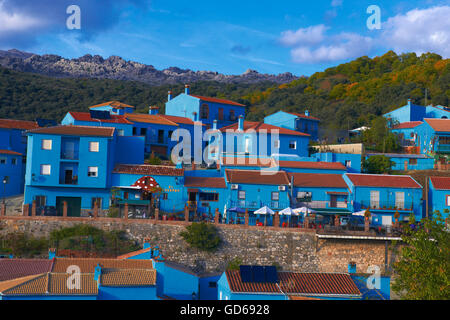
<box><xmin>143</xmin><ymin>237</ymin><xmax>151</xmax><ymax>249</ymax></box>
<box><xmin>238</xmin><ymin>115</ymin><xmax>244</xmax><ymax>131</ymax></box>
<box><xmin>185</xmin><ymin>84</ymin><xmax>190</xmax><ymax>95</ymax></box>
<box><xmin>94</xmin><ymin>264</ymin><xmax>102</xmax><ymax>281</ymax></box>
<box><xmin>168</xmin><ymin>90</ymin><xmax>173</xmax><ymax>101</ymax></box>
<box><xmin>305</xmin><ymin>110</ymin><xmax>310</xmax><ymax>117</ymax></box>
<box><xmin>407</xmin><ymin>98</ymin><xmax>411</xmax><ymax>106</ymax></box>
<box><xmin>149</xmin><ymin>106</ymin><xmax>159</xmax><ymax>115</ymax></box>
<box><xmin>213</xmin><ymin>119</ymin><xmax>217</xmax><ymax>130</ymax></box>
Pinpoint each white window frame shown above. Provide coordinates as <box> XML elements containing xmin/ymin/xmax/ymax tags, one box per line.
<box><xmin>395</xmin><ymin>192</ymin><xmax>405</xmax><ymax>209</ymax></box>
<box><xmin>446</xmin><ymin>195</ymin><xmax>450</xmax><ymax>206</ymax></box>
<box><xmin>370</xmin><ymin>190</ymin><xmax>380</xmax><ymax>208</ymax></box>
<box><xmin>41</xmin><ymin>139</ymin><xmax>52</xmax><ymax>150</ymax></box>
<box><xmin>289</xmin><ymin>140</ymin><xmax>297</xmax><ymax>150</ymax></box>
<box><xmin>117</xmin><ymin>129</ymin><xmax>125</xmax><ymax>136</ymax></box>
<box><xmin>345</xmin><ymin>160</ymin><xmax>352</xmax><ymax>168</ymax></box>
<box><xmin>238</xmin><ymin>190</ymin><xmax>246</xmax><ymax>200</ymax></box>
<box><xmin>40</xmin><ymin>164</ymin><xmax>51</xmax><ymax>175</ymax></box>
<box><xmin>274</xmin><ymin>140</ymin><xmax>280</xmax><ymax>149</ymax></box>
<box><xmin>88</xmin><ymin>166</ymin><xmax>98</xmax><ymax>177</ymax></box>
<box><xmin>89</xmin><ymin>141</ymin><xmax>99</xmax><ymax>152</ymax></box>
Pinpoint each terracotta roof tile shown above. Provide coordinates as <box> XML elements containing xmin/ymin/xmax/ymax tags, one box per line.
<box><xmin>220</xmin><ymin>121</ymin><xmax>310</xmax><ymax>137</ymax></box>
<box><xmin>27</xmin><ymin>125</ymin><xmax>115</xmax><ymax>137</ymax></box>
<box><xmin>68</xmin><ymin>111</ymin><xmax>133</xmax><ymax>124</ymax></box>
<box><xmin>0</xmin><ymin>118</ymin><xmax>39</xmax><ymax>130</ymax></box>
<box><xmin>184</xmin><ymin>176</ymin><xmax>227</xmax><ymax>188</ymax></box>
<box><xmin>0</xmin><ymin>259</ymin><xmax>53</xmax><ymax>281</ymax></box>
<box><xmin>429</xmin><ymin>176</ymin><xmax>450</xmax><ymax>190</ymax></box>
<box><xmin>392</xmin><ymin>121</ymin><xmax>423</xmax><ymax>129</ymax></box>
<box><xmin>0</xmin><ymin>274</ymin><xmax>43</xmax><ymax>293</ymax></box>
<box><xmin>52</xmin><ymin>258</ymin><xmax>154</xmax><ymax>273</ymax></box>
<box><xmin>125</xmin><ymin>114</ymin><xmax>179</xmax><ymax>126</ymax></box>
<box><xmin>424</xmin><ymin>118</ymin><xmax>450</xmax><ymax>132</ymax></box>
<box><xmin>100</xmin><ymin>268</ymin><xmax>156</xmax><ymax>287</ymax></box>
<box><xmin>276</xmin><ymin>160</ymin><xmax>347</xmax><ymax>171</ymax></box>
<box><xmin>0</xmin><ymin>149</ymin><xmax>22</xmax><ymax>156</ymax></box>
<box><xmin>1</xmin><ymin>273</ymin><xmax>48</xmax><ymax>295</ymax></box>
<box><xmin>159</xmin><ymin>114</ymin><xmax>205</xmax><ymax>126</ymax></box>
<box><xmin>190</xmin><ymin>95</ymin><xmax>246</xmax><ymax>107</ymax></box>
<box><xmin>225</xmin><ymin>169</ymin><xmax>290</xmax><ymax>185</ymax></box>
<box><xmin>220</xmin><ymin>157</ymin><xmax>272</xmax><ymax>168</ymax></box>
<box><xmin>288</xmin><ymin>173</ymin><xmax>348</xmax><ymax>188</ymax></box>
<box><xmin>226</xmin><ymin>270</ymin><xmax>360</xmax><ymax>297</ymax></box>
<box><xmin>113</xmin><ymin>164</ymin><xmax>184</xmax><ymax>176</ymax></box>
<box><xmin>89</xmin><ymin>101</ymin><xmax>135</xmax><ymax>109</ymax></box>
<box><xmin>346</xmin><ymin>173</ymin><xmax>422</xmax><ymax>189</ymax></box>
<box><xmin>116</xmin><ymin>248</ymin><xmax>151</xmax><ymax>260</ymax></box>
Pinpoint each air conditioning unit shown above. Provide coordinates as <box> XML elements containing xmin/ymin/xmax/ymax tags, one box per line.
<box><xmin>278</xmin><ymin>185</ymin><xmax>286</xmax><ymax>191</ymax></box>
<box><xmin>231</xmin><ymin>184</ymin><xmax>239</xmax><ymax>190</ymax></box>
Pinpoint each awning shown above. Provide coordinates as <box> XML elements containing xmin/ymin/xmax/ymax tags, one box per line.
<box><xmin>314</xmin><ymin>208</ymin><xmax>352</xmax><ymax>215</ymax></box>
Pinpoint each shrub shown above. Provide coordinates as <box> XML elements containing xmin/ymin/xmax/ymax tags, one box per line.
<box><xmin>180</xmin><ymin>222</ymin><xmax>221</xmax><ymax>252</ymax></box>
<box><xmin>226</xmin><ymin>257</ymin><xmax>243</xmax><ymax>270</ymax></box>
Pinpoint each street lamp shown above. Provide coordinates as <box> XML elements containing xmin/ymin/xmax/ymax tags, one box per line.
<box><xmin>2</xmin><ymin>177</ymin><xmax>7</xmax><ymax>204</ymax></box>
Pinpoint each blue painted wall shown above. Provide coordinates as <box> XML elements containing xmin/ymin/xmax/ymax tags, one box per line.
<box><xmin>313</xmin><ymin>152</ymin><xmax>361</xmax><ymax>173</ymax></box>
<box><xmin>264</xmin><ymin>111</ymin><xmax>319</xmax><ymax>140</ymax></box>
<box><xmin>0</xmin><ymin>152</ymin><xmax>24</xmax><ymax>197</ymax></box>
<box><xmin>429</xmin><ymin>180</ymin><xmax>450</xmax><ymax>219</ymax></box>
<box><xmin>97</xmin><ymin>285</ymin><xmax>157</xmax><ymax>300</ymax></box>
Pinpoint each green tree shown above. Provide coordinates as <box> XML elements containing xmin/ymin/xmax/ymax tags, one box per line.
<box><xmin>363</xmin><ymin>155</ymin><xmax>394</xmax><ymax>174</ymax></box>
<box><xmin>180</xmin><ymin>222</ymin><xmax>221</xmax><ymax>252</ymax></box>
<box><xmin>392</xmin><ymin>212</ymin><xmax>450</xmax><ymax>299</ymax></box>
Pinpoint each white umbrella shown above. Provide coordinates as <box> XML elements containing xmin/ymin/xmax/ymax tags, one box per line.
<box><xmin>352</xmin><ymin>210</ymin><xmax>366</xmax><ymax>216</ymax></box>
<box><xmin>279</xmin><ymin>207</ymin><xmax>295</xmax><ymax>215</ymax></box>
<box><xmin>293</xmin><ymin>207</ymin><xmax>316</xmax><ymax>215</ymax></box>
<box><xmin>223</xmin><ymin>204</ymin><xmax>227</xmax><ymax>222</ymax></box>
<box><xmin>254</xmin><ymin>206</ymin><xmax>274</xmax><ymax>215</ymax></box>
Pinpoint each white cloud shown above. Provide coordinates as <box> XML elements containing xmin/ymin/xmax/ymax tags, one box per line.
<box><xmin>382</xmin><ymin>6</ymin><xmax>450</xmax><ymax>58</ymax></box>
<box><xmin>0</xmin><ymin>1</ymin><xmax>44</xmax><ymax>33</ymax></box>
<box><xmin>279</xmin><ymin>24</ymin><xmax>328</xmax><ymax>47</ymax></box>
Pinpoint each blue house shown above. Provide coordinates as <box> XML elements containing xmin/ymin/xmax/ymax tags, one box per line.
<box><xmin>88</xmin><ymin>101</ymin><xmax>135</xmax><ymax>115</ymax></box>
<box><xmin>217</xmin><ymin>267</ymin><xmax>361</xmax><ymax>300</ymax></box>
<box><xmin>219</xmin><ymin>116</ymin><xmax>310</xmax><ymax>158</ymax></box>
<box><xmin>0</xmin><ymin>150</ymin><xmax>24</xmax><ymax>197</ymax></box>
<box><xmin>312</xmin><ymin>152</ymin><xmax>361</xmax><ymax>173</ymax></box>
<box><xmin>24</xmin><ymin>125</ymin><xmax>144</xmax><ymax>217</ymax></box>
<box><xmin>391</xmin><ymin>121</ymin><xmax>423</xmax><ymax>148</ymax></box>
<box><xmin>264</xmin><ymin>110</ymin><xmax>320</xmax><ymax>140</ymax></box>
<box><xmin>365</xmin><ymin>153</ymin><xmax>435</xmax><ymax>171</ymax></box>
<box><xmin>428</xmin><ymin>176</ymin><xmax>450</xmax><ymax>219</ymax></box>
<box><xmin>414</xmin><ymin>119</ymin><xmax>450</xmax><ymax>155</ymax></box>
<box><xmin>165</xmin><ymin>85</ymin><xmax>246</xmax><ymax>130</ymax></box>
<box><xmin>344</xmin><ymin>173</ymin><xmax>423</xmax><ymax>226</ymax></box>
<box><xmin>384</xmin><ymin>99</ymin><xmax>450</xmax><ymax>124</ymax></box>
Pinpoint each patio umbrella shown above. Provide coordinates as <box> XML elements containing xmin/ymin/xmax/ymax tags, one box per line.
<box><xmin>279</xmin><ymin>207</ymin><xmax>296</xmax><ymax>215</ymax></box>
<box><xmin>293</xmin><ymin>206</ymin><xmax>316</xmax><ymax>215</ymax></box>
<box><xmin>254</xmin><ymin>206</ymin><xmax>274</xmax><ymax>226</ymax></box>
<box><xmin>352</xmin><ymin>210</ymin><xmax>366</xmax><ymax>216</ymax></box>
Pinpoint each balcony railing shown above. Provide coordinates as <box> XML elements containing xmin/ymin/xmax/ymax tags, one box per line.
<box><xmin>437</xmin><ymin>144</ymin><xmax>450</xmax><ymax>153</ymax></box>
<box><xmin>293</xmin><ymin>200</ymin><xmax>349</xmax><ymax>209</ymax></box>
<box><xmin>229</xmin><ymin>200</ymin><xmax>289</xmax><ymax>210</ymax></box>
<box><xmin>360</xmin><ymin>201</ymin><xmax>413</xmax><ymax>211</ymax></box>
<box><xmin>60</xmin><ymin>150</ymin><xmax>79</xmax><ymax>160</ymax></box>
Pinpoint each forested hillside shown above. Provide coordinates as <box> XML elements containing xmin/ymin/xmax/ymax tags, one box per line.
<box><xmin>242</xmin><ymin>51</ymin><xmax>449</xmax><ymax>131</ymax></box>
<box><xmin>0</xmin><ymin>51</ymin><xmax>448</xmax><ymax>131</ymax></box>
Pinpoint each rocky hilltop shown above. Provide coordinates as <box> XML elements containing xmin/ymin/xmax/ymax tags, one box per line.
<box><xmin>0</xmin><ymin>49</ymin><xmax>299</xmax><ymax>85</ymax></box>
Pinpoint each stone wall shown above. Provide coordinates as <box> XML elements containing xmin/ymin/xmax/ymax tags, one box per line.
<box><xmin>0</xmin><ymin>217</ymin><xmax>398</xmax><ymax>274</ymax></box>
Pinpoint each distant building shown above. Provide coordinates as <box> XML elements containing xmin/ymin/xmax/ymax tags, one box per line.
<box><xmin>414</xmin><ymin>119</ymin><xmax>450</xmax><ymax>155</ymax></box>
<box><xmin>428</xmin><ymin>176</ymin><xmax>450</xmax><ymax>219</ymax></box>
<box><xmin>383</xmin><ymin>99</ymin><xmax>450</xmax><ymax>124</ymax></box>
<box><xmin>365</xmin><ymin>153</ymin><xmax>435</xmax><ymax>171</ymax></box>
<box><xmin>264</xmin><ymin>110</ymin><xmax>320</xmax><ymax>141</ymax></box>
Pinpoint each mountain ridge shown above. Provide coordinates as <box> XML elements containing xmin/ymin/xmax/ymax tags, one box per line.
<box><xmin>0</xmin><ymin>49</ymin><xmax>299</xmax><ymax>85</ymax></box>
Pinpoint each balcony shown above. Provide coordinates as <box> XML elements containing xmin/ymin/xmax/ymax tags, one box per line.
<box><xmin>229</xmin><ymin>200</ymin><xmax>289</xmax><ymax>210</ymax></box>
<box><xmin>360</xmin><ymin>201</ymin><xmax>413</xmax><ymax>212</ymax></box>
<box><xmin>60</xmin><ymin>138</ymin><xmax>80</xmax><ymax>160</ymax></box>
<box><xmin>437</xmin><ymin>144</ymin><xmax>450</xmax><ymax>153</ymax></box>
<box><xmin>293</xmin><ymin>200</ymin><xmax>349</xmax><ymax>209</ymax></box>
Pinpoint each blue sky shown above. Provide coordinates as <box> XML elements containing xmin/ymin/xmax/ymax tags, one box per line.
<box><xmin>0</xmin><ymin>0</ymin><xmax>449</xmax><ymax>76</ymax></box>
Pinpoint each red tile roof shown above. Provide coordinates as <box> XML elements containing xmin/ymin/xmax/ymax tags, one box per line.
<box><xmin>68</xmin><ymin>111</ymin><xmax>133</xmax><ymax>124</ymax></box>
<box><xmin>124</xmin><ymin>114</ymin><xmax>179</xmax><ymax>126</ymax></box>
<box><xmin>190</xmin><ymin>95</ymin><xmax>246</xmax><ymax>107</ymax></box>
<box><xmin>221</xmin><ymin>157</ymin><xmax>272</xmax><ymax>168</ymax></box>
<box><xmin>0</xmin><ymin>149</ymin><xmax>22</xmax><ymax>156</ymax></box>
<box><xmin>346</xmin><ymin>174</ymin><xmax>422</xmax><ymax>189</ymax></box>
<box><xmin>285</xmin><ymin>111</ymin><xmax>320</xmax><ymax>121</ymax></box>
<box><xmin>0</xmin><ymin>259</ymin><xmax>53</xmax><ymax>282</ymax></box>
<box><xmin>392</xmin><ymin>121</ymin><xmax>423</xmax><ymax>129</ymax></box>
<box><xmin>424</xmin><ymin>118</ymin><xmax>450</xmax><ymax>132</ymax></box>
<box><xmin>0</xmin><ymin>119</ymin><xmax>39</xmax><ymax>130</ymax></box>
<box><xmin>429</xmin><ymin>176</ymin><xmax>450</xmax><ymax>190</ymax></box>
<box><xmin>159</xmin><ymin>114</ymin><xmax>205</xmax><ymax>126</ymax></box>
<box><xmin>220</xmin><ymin>121</ymin><xmax>310</xmax><ymax>137</ymax></box>
<box><xmin>51</xmin><ymin>258</ymin><xmax>154</xmax><ymax>273</ymax></box>
<box><xmin>275</xmin><ymin>160</ymin><xmax>347</xmax><ymax>171</ymax></box>
<box><xmin>225</xmin><ymin>270</ymin><xmax>360</xmax><ymax>297</ymax></box>
<box><xmin>113</xmin><ymin>164</ymin><xmax>184</xmax><ymax>176</ymax></box>
<box><xmin>225</xmin><ymin>169</ymin><xmax>290</xmax><ymax>185</ymax></box>
<box><xmin>116</xmin><ymin>248</ymin><xmax>152</xmax><ymax>260</ymax></box>
<box><xmin>89</xmin><ymin>101</ymin><xmax>135</xmax><ymax>109</ymax></box>
<box><xmin>100</xmin><ymin>268</ymin><xmax>156</xmax><ymax>287</ymax></box>
<box><xmin>27</xmin><ymin>125</ymin><xmax>115</xmax><ymax>137</ymax></box>
<box><xmin>184</xmin><ymin>176</ymin><xmax>227</xmax><ymax>189</ymax></box>
<box><xmin>288</xmin><ymin>173</ymin><xmax>348</xmax><ymax>188</ymax></box>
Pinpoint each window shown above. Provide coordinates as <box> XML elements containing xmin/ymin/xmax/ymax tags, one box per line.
<box><xmin>3</xmin><ymin>176</ymin><xmax>9</xmax><ymax>184</ymax></box>
<box><xmin>40</xmin><ymin>164</ymin><xmax>51</xmax><ymax>175</ymax></box>
<box><xmin>88</xmin><ymin>167</ymin><xmax>98</xmax><ymax>177</ymax></box>
<box><xmin>395</xmin><ymin>192</ymin><xmax>405</xmax><ymax>209</ymax></box>
<box><xmin>238</xmin><ymin>190</ymin><xmax>246</xmax><ymax>200</ymax></box>
<box><xmin>199</xmin><ymin>193</ymin><xmax>219</xmax><ymax>201</ymax></box>
<box><xmin>132</xmin><ymin>127</ymin><xmax>137</xmax><ymax>135</ymax></box>
<box><xmin>439</xmin><ymin>136</ymin><xmax>450</xmax><ymax>145</ymax></box>
<box><xmin>163</xmin><ymin>193</ymin><xmax>168</xmax><ymax>200</ymax></box>
<box><xmin>11</xmin><ymin>158</ymin><xmax>17</xmax><ymax>165</ymax></box>
<box><xmin>200</xmin><ymin>104</ymin><xmax>209</xmax><ymax>119</ymax></box>
<box><xmin>89</xmin><ymin>142</ymin><xmax>99</xmax><ymax>152</ymax></box>
<box><xmin>229</xmin><ymin>110</ymin><xmax>235</xmax><ymax>121</ymax></box>
<box><xmin>91</xmin><ymin>197</ymin><xmax>102</xmax><ymax>209</ymax></box>
<box><xmin>218</xmin><ymin>108</ymin><xmax>224</xmax><ymax>121</ymax></box>
<box><xmin>140</xmin><ymin>128</ymin><xmax>147</xmax><ymax>136</ymax></box>
<box><xmin>345</xmin><ymin>160</ymin><xmax>352</xmax><ymax>168</ymax></box>
<box><xmin>35</xmin><ymin>196</ymin><xmax>46</xmax><ymax>207</ymax></box>
<box><xmin>289</xmin><ymin>141</ymin><xmax>297</xmax><ymax>150</ymax></box>
<box><xmin>370</xmin><ymin>191</ymin><xmax>380</xmax><ymax>208</ymax></box>
<box><xmin>447</xmin><ymin>195</ymin><xmax>450</xmax><ymax>206</ymax></box>
<box><xmin>409</xmin><ymin>158</ymin><xmax>417</xmax><ymax>165</ymax></box>
<box><xmin>208</xmin><ymin>282</ymin><xmax>217</xmax><ymax>288</ymax></box>
<box><xmin>271</xmin><ymin>192</ymin><xmax>279</xmax><ymax>201</ymax></box>
<box><xmin>117</xmin><ymin>129</ymin><xmax>124</xmax><ymax>136</ymax></box>
<box><xmin>274</xmin><ymin>140</ymin><xmax>280</xmax><ymax>149</ymax></box>
<box><xmin>41</xmin><ymin>139</ymin><xmax>52</xmax><ymax>150</ymax></box>
<box><xmin>0</xmin><ymin>157</ymin><xmax>5</xmax><ymax>165</ymax></box>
